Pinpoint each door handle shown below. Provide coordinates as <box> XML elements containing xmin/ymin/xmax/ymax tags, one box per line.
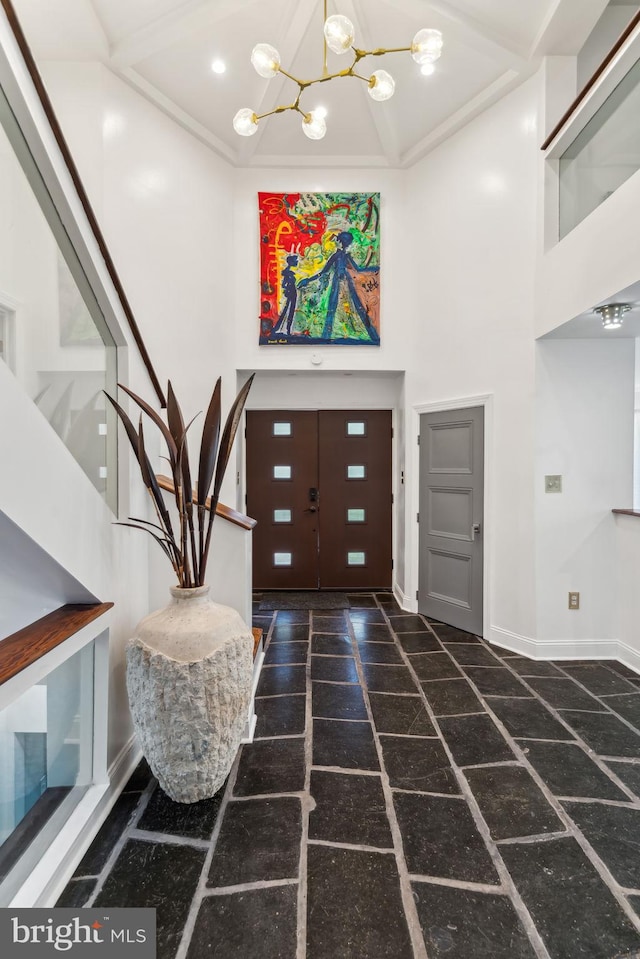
<box><xmin>304</xmin><ymin>506</ymin><xmax>317</xmax><ymax>513</ymax></box>
<box><xmin>471</xmin><ymin>523</ymin><xmax>481</xmax><ymax>540</ymax></box>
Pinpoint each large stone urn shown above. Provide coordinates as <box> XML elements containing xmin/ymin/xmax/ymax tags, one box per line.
<box><xmin>126</xmin><ymin>586</ymin><xmax>253</xmax><ymax>803</ymax></box>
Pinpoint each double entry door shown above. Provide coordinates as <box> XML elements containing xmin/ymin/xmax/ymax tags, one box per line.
<box><xmin>246</xmin><ymin>410</ymin><xmax>392</xmax><ymax>590</ymax></box>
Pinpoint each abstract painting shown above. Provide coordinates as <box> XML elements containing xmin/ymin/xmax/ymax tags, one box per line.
<box><xmin>258</xmin><ymin>192</ymin><xmax>380</xmax><ymax>346</ymax></box>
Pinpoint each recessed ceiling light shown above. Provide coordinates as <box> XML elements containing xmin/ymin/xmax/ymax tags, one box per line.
<box><xmin>211</xmin><ymin>59</ymin><xmax>226</xmax><ymax>74</ymax></box>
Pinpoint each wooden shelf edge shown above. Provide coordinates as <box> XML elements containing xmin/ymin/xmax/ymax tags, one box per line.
<box><xmin>156</xmin><ymin>474</ymin><xmax>257</xmax><ymax>530</ymax></box>
<box><xmin>0</xmin><ymin>603</ymin><xmax>113</xmax><ymax>686</ymax></box>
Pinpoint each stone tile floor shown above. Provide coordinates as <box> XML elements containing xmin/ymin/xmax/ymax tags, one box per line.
<box><xmin>58</xmin><ymin>593</ymin><xmax>640</xmax><ymax>959</ymax></box>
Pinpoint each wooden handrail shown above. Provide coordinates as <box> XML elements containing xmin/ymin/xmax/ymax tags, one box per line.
<box><xmin>156</xmin><ymin>474</ymin><xmax>257</xmax><ymax>530</ymax></box>
<box><xmin>541</xmin><ymin>9</ymin><xmax>640</xmax><ymax>151</ymax></box>
<box><xmin>612</xmin><ymin>508</ymin><xmax>640</xmax><ymax>518</ymax></box>
<box><xmin>0</xmin><ymin>0</ymin><xmax>166</xmax><ymax>409</ymax></box>
<box><xmin>0</xmin><ymin>603</ymin><xmax>113</xmax><ymax>685</ymax></box>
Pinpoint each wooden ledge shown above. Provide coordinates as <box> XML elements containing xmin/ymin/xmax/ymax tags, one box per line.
<box><xmin>612</xmin><ymin>509</ymin><xmax>640</xmax><ymax>518</ymax></box>
<box><xmin>0</xmin><ymin>603</ymin><xmax>113</xmax><ymax>686</ymax></box>
<box><xmin>156</xmin><ymin>475</ymin><xmax>257</xmax><ymax>530</ymax></box>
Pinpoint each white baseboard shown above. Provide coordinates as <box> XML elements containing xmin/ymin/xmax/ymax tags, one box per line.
<box><xmin>393</xmin><ymin>584</ymin><xmax>415</xmax><ymax>612</ymax></box>
<box><xmin>35</xmin><ymin>735</ymin><xmax>142</xmax><ymax>907</ymax></box>
<box><xmin>488</xmin><ymin>625</ymin><xmax>638</xmax><ymax>670</ymax></box>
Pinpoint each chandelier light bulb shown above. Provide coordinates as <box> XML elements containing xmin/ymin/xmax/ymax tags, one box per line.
<box><xmin>594</xmin><ymin>303</ymin><xmax>631</xmax><ymax>330</ymax></box>
<box><xmin>411</xmin><ymin>28</ymin><xmax>443</xmax><ymax>65</ymax></box>
<box><xmin>421</xmin><ymin>62</ymin><xmax>436</xmax><ymax>77</ymax></box>
<box><xmin>233</xmin><ymin>108</ymin><xmax>259</xmax><ymax>136</ymax></box>
<box><xmin>251</xmin><ymin>42</ymin><xmax>281</xmax><ymax>78</ymax></box>
<box><xmin>323</xmin><ymin>14</ymin><xmax>355</xmax><ymax>54</ymax></box>
<box><xmin>368</xmin><ymin>69</ymin><xmax>395</xmax><ymax>102</ymax></box>
<box><xmin>302</xmin><ymin>111</ymin><xmax>327</xmax><ymax>139</ymax></box>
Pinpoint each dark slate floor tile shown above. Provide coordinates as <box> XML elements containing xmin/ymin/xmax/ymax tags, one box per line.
<box><xmin>506</xmin><ymin>658</ymin><xmax>562</xmax><ymax>678</ymax></box>
<box><xmin>123</xmin><ymin>758</ymin><xmax>153</xmax><ymax>793</ymax></box>
<box><xmin>380</xmin><ymin>735</ymin><xmax>459</xmax><ymax>794</ymax></box>
<box><xmin>562</xmin><ymin>664</ymin><xmax>638</xmax><ymax>696</ymax></box>
<box><xmin>138</xmin><ymin>783</ymin><xmax>225</xmax><ymax>840</ymax></box>
<box><xmin>487</xmin><ymin>697</ymin><xmax>571</xmax><ymax>741</ymax></box>
<box><xmin>421</xmin><ymin>678</ymin><xmax>484</xmax><ymax>717</ymax></box>
<box><xmin>362</xmin><ymin>663</ymin><xmax>418</xmax><ymax>694</ymax></box>
<box><xmin>208</xmin><ymin>797</ymin><xmax>301</xmax><ymax>887</ymax></box>
<box><xmin>348</xmin><ymin>593</ymin><xmax>378</xmax><ymax>607</ymax></box>
<box><xmin>413</xmin><ymin>882</ymin><xmax>537</xmax><ymax>959</ymax></box>
<box><xmin>56</xmin><ymin>878</ymin><xmax>96</xmax><ymax>908</ymax></box>
<box><xmin>73</xmin><ymin>792</ymin><xmax>140</xmax><ymax>876</ymax></box>
<box><xmin>394</xmin><ymin>792</ymin><xmax>498</xmax><ymax>883</ymax></box>
<box><xmin>309</xmin><ymin>770</ymin><xmax>393</xmax><ymax>848</ymax></box>
<box><xmin>464</xmin><ymin>765</ymin><xmax>563</xmax><ymax>840</ymax></box>
<box><xmin>376</xmin><ymin>593</ymin><xmax>401</xmax><ymax>611</ymax></box>
<box><xmin>256</xmin><ymin>664</ymin><xmax>306</xmax><ymax>697</ymax></box>
<box><xmin>306</xmin><ymin>844</ymin><xmax>413</xmax><ymax>959</ymax></box>
<box><xmin>313</xmin><ymin>614</ymin><xmax>348</xmax><ymax>632</ymax></box>
<box><xmin>431</xmin><ymin>624</ymin><xmax>481</xmax><ymax>644</ymax></box>
<box><xmin>526</xmin><ymin>677</ymin><xmax>604</xmax><ymax>711</ymax></box>
<box><xmin>398</xmin><ymin>631</ymin><xmax>442</xmax><ymax>653</ymax></box>
<box><xmin>275</xmin><ymin>610</ymin><xmax>309</xmax><ymax>624</ymax></box>
<box><xmin>188</xmin><ymin>883</ymin><xmax>297</xmax><ymax>959</ymax></box>
<box><xmin>369</xmin><ymin>693</ymin><xmax>436</xmax><ymax>736</ymax></box>
<box><xmin>352</xmin><ymin>621</ymin><xmax>394</xmax><ymax>643</ymax></box>
<box><xmin>234</xmin><ymin>738</ymin><xmax>306</xmax><ymax>796</ymax></box>
<box><xmin>500</xmin><ymin>836</ymin><xmax>640</xmax><ymax>959</ymax></box>
<box><xmin>313</xmin><ymin>719</ymin><xmax>380</xmax><ymax>771</ymax></box>
<box><xmin>603</xmin><ymin>693</ymin><xmax>640</xmax><ymax>730</ymax></box>
<box><xmin>310</xmin><ymin>655</ymin><xmax>359</xmax><ymax>683</ymax></box>
<box><xmin>605</xmin><ymin>761</ymin><xmax>640</xmax><ymax>796</ymax></box>
<box><xmin>446</xmin><ymin>643</ymin><xmax>501</xmax><ymax>666</ymax></box>
<box><xmin>270</xmin><ymin>623</ymin><xmax>310</xmax><ymax>643</ymax></box>
<box><xmin>557</xmin><ymin>710</ymin><xmax>640</xmax><ymax>758</ymax></box>
<box><xmin>463</xmin><ymin>666</ymin><xmax>530</xmax><ymax>697</ymax></box>
<box><xmin>311</xmin><ymin>633</ymin><xmax>353</xmax><ymax>655</ymax></box>
<box><xmin>439</xmin><ymin>714</ymin><xmax>516</xmax><ymax>767</ymax></box>
<box><xmin>95</xmin><ymin>839</ymin><xmax>205</xmax><ymax>959</ymax></box>
<box><xmin>629</xmin><ymin>896</ymin><xmax>640</xmax><ymax>917</ymax></box>
<box><xmin>349</xmin><ymin>609</ymin><xmax>386</xmax><ymax>624</ymax></box>
<box><xmin>358</xmin><ymin>642</ymin><xmax>404</xmax><ymax>664</ymax></box>
<box><xmin>255</xmin><ymin>694</ymin><xmax>306</xmax><ymax>738</ymax></box>
<box><xmin>252</xmin><ymin>615</ymin><xmax>272</xmax><ymax>631</ymax></box>
<box><xmin>409</xmin><ymin>652</ymin><xmax>461</xmax><ymax>681</ymax></box>
<box><xmin>607</xmin><ymin>662</ymin><xmax>640</xmax><ymax>687</ymax></box>
<box><xmin>562</xmin><ymin>801</ymin><xmax>640</xmax><ymax>888</ymax></box>
<box><xmin>264</xmin><ymin>641</ymin><xmax>308</xmax><ymax>665</ymax></box>
<box><xmin>312</xmin><ymin>681</ymin><xmax>368</xmax><ymax>720</ymax></box>
<box><xmin>388</xmin><ymin>614</ymin><xmax>430</xmax><ymax>633</ymax></box>
<box><xmin>523</xmin><ymin>741</ymin><xmax>629</xmax><ymax>801</ymax></box>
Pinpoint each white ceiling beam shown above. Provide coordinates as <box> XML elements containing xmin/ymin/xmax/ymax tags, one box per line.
<box><xmin>238</xmin><ymin>0</ymin><xmax>319</xmax><ymax>164</ymax></box>
<box><xmin>401</xmin><ymin>66</ymin><xmax>536</xmax><ymax>167</ymax></box>
<box><xmin>110</xmin><ymin>0</ymin><xmax>262</xmax><ymax>69</ymax></box>
<box><xmin>113</xmin><ymin>66</ymin><xmax>239</xmax><ymax>165</ymax></box>
<box><xmin>377</xmin><ymin>0</ymin><xmax>530</xmax><ymax>66</ymax></box>
<box><xmin>343</xmin><ymin>0</ymin><xmax>401</xmax><ymax>165</ymax></box>
<box><xmin>529</xmin><ymin>0</ymin><xmax>610</xmax><ymax>58</ymax></box>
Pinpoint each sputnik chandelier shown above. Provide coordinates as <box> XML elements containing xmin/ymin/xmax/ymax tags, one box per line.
<box><xmin>233</xmin><ymin>0</ymin><xmax>444</xmax><ymax>140</ymax></box>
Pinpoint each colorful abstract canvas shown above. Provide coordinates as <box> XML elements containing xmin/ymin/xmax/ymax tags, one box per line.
<box><xmin>259</xmin><ymin>192</ymin><xmax>380</xmax><ymax>346</ymax></box>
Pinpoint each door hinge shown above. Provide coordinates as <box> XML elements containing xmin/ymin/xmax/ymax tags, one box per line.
<box><xmin>417</xmin><ymin>434</ymin><xmax>420</xmax><ymax>445</ymax></box>
<box><xmin>391</xmin><ymin>493</ymin><xmax>394</xmax><ymax>504</ymax></box>
<box><xmin>416</xmin><ymin>512</ymin><xmax>419</xmax><ymax>523</ymax></box>
<box><xmin>391</xmin><ymin>559</ymin><xmax>394</xmax><ymax>569</ymax></box>
<box><xmin>416</xmin><ymin>590</ymin><xmax>419</xmax><ymax>600</ymax></box>
<box><xmin>391</xmin><ymin>427</ymin><xmax>394</xmax><ymax>438</ymax></box>
<box><xmin>244</xmin><ymin>494</ymin><xmax>247</xmax><ymax>505</ymax></box>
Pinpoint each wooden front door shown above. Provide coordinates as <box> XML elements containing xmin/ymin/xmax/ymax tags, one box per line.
<box><xmin>246</xmin><ymin>410</ymin><xmax>392</xmax><ymax>589</ymax></box>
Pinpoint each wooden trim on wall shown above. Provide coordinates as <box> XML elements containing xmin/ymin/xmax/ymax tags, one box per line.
<box><xmin>156</xmin><ymin>474</ymin><xmax>257</xmax><ymax>530</ymax></box>
<box><xmin>541</xmin><ymin>9</ymin><xmax>640</xmax><ymax>151</ymax></box>
<box><xmin>0</xmin><ymin>603</ymin><xmax>113</xmax><ymax>686</ymax></box>
<box><xmin>0</xmin><ymin>0</ymin><xmax>166</xmax><ymax>408</ymax></box>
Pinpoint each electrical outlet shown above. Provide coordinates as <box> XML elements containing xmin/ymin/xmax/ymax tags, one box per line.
<box><xmin>568</xmin><ymin>592</ymin><xmax>580</xmax><ymax>610</ymax></box>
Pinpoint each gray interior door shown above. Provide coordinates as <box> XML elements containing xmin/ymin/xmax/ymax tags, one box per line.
<box><xmin>418</xmin><ymin>407</ymin><xmax>484</xmax><ymax>635</ymax></box>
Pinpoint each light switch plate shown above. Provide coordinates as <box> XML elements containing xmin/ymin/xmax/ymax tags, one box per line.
<box><xmin>545</xmin><ymin>474</ymin><xmax>562</xmax><ymax>493</ymax></box>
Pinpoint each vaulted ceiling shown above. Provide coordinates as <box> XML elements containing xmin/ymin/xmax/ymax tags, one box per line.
<box><xmin>12</xmin><ymin>0</ymin><xmax>613</xmax><ymax>167</ymax></box>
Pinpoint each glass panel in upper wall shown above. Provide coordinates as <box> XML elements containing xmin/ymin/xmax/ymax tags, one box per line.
<box><xmin>0</xmin><ymin>87</ymin><xmax>117</xmax><ymax>510</ymax></box>
<box><xmin>559</xmin><ymin>57</ymin><xmax>640</xmax><ymax>238</ymax></box>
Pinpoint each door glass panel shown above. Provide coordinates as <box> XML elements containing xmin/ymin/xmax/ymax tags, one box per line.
<box><xmin>347</xmin><ymin>421</ymin><xmax>366</xmax><ymax>436</ymax></box>
<box><xmin>273</xmin><ymin>509</ymin><xmax>292</xmax><ymax>523</ymax></box>
<box><xmin>274</xmin><ymin>552</ymin><xmax>292</xmax><ymax>566</ymax></box>
<box><xmin>347</xmin><ymin>508</ymin><xmax>366</xmax><ymax>523</ymax></box>
<box><xmin>273</xmin><ymin>422</ymin><xmax>292</xmax><ymax>436</ymax></box>
<box><xmin>347</xmin><ymin>551</ymin><xmax>366</xmax><ymax>566</ymax></box>
<box><xmin>347</xmin><ymin>465</ymin><xmax>366</xmax><ymax>479</ymax></box>
<box><xmin>273</xmin><ymin>465</ymin><xmax>292</xmax><ymax>479</ymax></box>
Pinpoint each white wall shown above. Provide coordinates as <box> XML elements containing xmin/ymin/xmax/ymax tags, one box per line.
<box><xmin>535</xmin><ymin>338</ymin><xmax>634</xmax><ymax>652</ymax></box>
<box><xmin>614</xmin><ymin>512</ymin><xmax>640</xmax><ymax>669</ymax></box>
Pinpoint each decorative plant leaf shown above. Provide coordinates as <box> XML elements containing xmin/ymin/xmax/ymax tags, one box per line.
<box><xmin>115</xmin><ymin>522</ymin><xmax>175</xmax><ymax>565</ymax></box>
<box><xmin>118</xmin><ymin>383</ymin><xmax>179</xmax><ymax>479</ymax></box>
<box><xmin>167</xmin><ymin>381</ymin><xmax>194</xmax><ymax>506</ymax></box>
<box><xmin>197</xmin><ymin>377</ymin><xmax>222</xmax><ymax>507</ymax></box>
<box><xmin>212</xmin><ymin>374</ymin><xmax>255</xmax><ymax>505</ymax></box>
